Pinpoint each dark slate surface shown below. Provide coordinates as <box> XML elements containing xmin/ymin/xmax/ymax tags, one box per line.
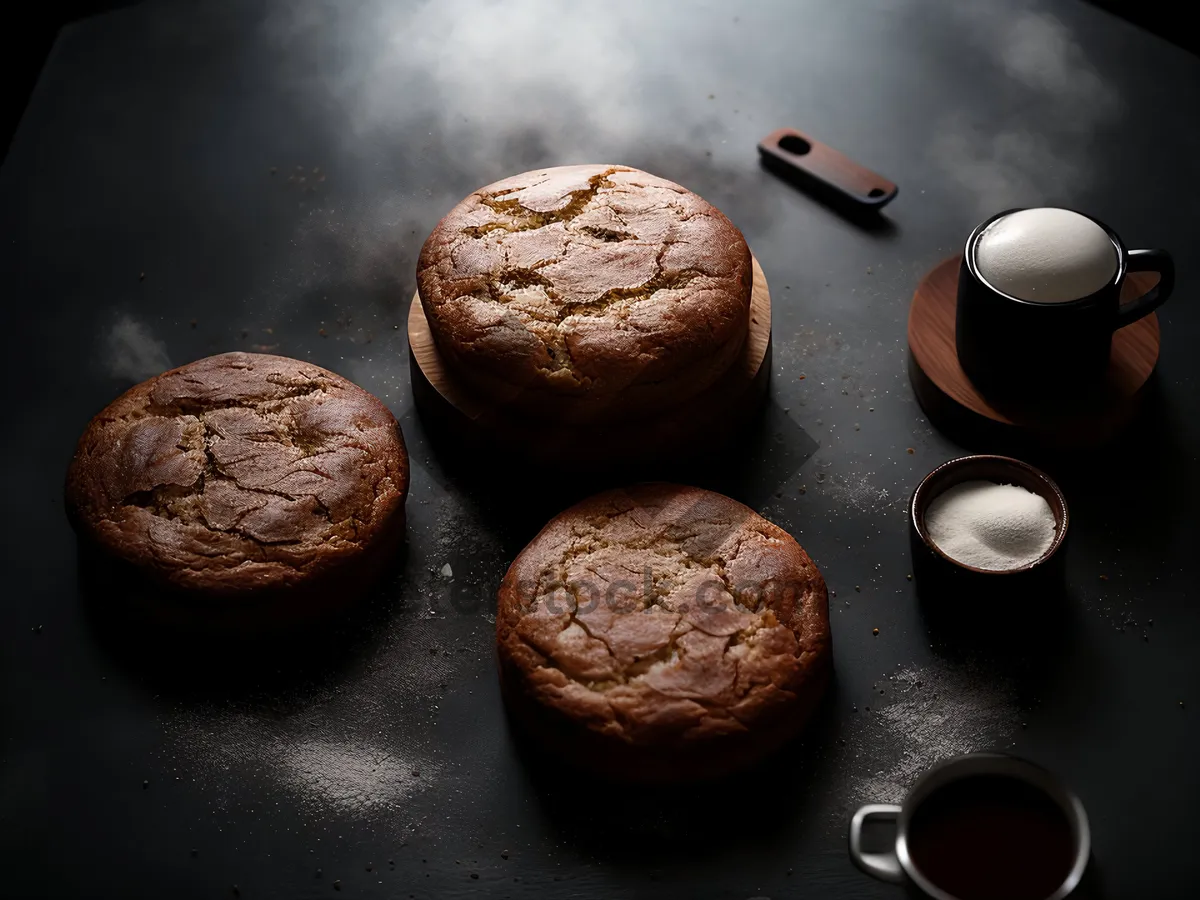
<box><xmin>2</xmin><ymin>1</ymin><xmax>1198</xmax><ymax>897</ymax></box>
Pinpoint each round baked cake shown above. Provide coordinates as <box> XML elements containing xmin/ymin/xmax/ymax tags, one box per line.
<box><xmin>65</xmin><ymin>352</ymin><xmax>409</xmax><ymax>611</ymax></box>
<box><xmin>417</xmin><ymin>165</ymin><xmax>753</xmax><ymax>420</ymax></box>
<box><xmin>496</xmin><ymin>483</ymin><xmax>831</xmax><ymax>781</ymax></box>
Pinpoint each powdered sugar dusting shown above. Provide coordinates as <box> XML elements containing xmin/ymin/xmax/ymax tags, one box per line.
<box><xmin>159</xmin><ymin>484</ymin><xmax>503</xmax><ymax>825</ymax></box>
<box><xmin>819</xmin><ymin>471</ymin><xmax>898</xmax><ymax>515</ymax></box>
<box><xmin>845</xmin><ymin>661</ymin><xmax>1020</xmax><ymax>804</ymax></box>
<box><xmin>158</xmin><ymin>605</ymin><xmax>466</xmax><ymax>822</ymax></box>
<box><xmin>280</xmin><ymin>739</ymin><xmax>440</xmax><ymax>814</ymax></box>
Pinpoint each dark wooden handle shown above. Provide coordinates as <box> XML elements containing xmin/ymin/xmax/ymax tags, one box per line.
<box><xmin>758</xmin><ymin>128</ymin><xmax>897</xmax><ymax>209</ymax></box>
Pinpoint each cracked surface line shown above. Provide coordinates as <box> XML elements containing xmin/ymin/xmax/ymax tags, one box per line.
<box><xmin>467</xmin><ymin>167</ymin><xmax>623</xmax><ymax>235</ymax></box>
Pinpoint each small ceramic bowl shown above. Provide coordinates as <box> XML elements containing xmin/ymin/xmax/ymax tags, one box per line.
<box><xmin>909</xmin><ymin>455</ymin><xmax>1069</xmax><ymax>589</ymax></box>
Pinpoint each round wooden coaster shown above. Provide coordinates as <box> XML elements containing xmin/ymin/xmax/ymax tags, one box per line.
<box><xmin>408</xmin><ymin>256</ymin><xmax>772</xmax><ymax>468</ymax></box>
<box><xmin>908</xmin><ymin>255</ymin><xmax>1160</xmax><ymax>446</ymax></box>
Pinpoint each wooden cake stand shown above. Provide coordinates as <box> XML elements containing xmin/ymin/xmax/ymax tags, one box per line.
<box><xmin>408</xmin><ymin>256</ymin><xmax>772</xmax><ymax>469</ymax></box>
<box><xmin>908</xmin><ymin>255</ymin><xmax>1161</xmax><ymax>447</ymax></box>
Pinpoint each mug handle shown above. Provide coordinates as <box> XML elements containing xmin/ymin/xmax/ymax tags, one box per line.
<box><xmin>848</xmin><ymin>804</ymin><xmax>905</xmax><ymax>884</ymax></box>
<box><xmin>1118</xmin><ymin>248</ymin><xmax>1175</xmax><ymax>328</ymax></box>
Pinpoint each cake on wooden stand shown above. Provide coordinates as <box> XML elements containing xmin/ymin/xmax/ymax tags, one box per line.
<box><xmin>907</xmin><ymin>255</ymin><xmax>1160</xmax><ymax>448</ymax></box>
<box><xmin>409</xmin><ymin>256</ymin><xmax>771</xmax><ymax>468</ymax></box>
<box><xmin>408</xmin><ymin>164</ymin><xmax>772</xmax><ymax>470</ymax></box>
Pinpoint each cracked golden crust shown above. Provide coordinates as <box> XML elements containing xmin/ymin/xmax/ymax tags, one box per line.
<box><xmin>65</xmin><ymin>352</ymin><xmax>409</xmax><ymax>600</ymax></box>
<box><xmin>417</xmin><ymin>165</ymin><xmax>752</xmax><ymax>419</ymax></box>
<box><xmin>496</xmin><ymin>484</ymin><xmax>830</xmax><ymax>781</ymax></box>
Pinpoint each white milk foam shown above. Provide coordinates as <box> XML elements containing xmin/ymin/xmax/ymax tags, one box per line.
<box><xmin>974</xmin><ymin>208</ymin><xmax>1117</xmax><ymax>303</ymax></box>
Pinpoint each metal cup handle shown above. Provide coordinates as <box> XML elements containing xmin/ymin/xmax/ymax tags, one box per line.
<box><xmin>848</xmin><ymin>804</ymin><xmax>905</xmax><ymax>884</ymax></box>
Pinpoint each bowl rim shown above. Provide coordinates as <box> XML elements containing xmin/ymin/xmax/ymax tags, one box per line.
<box><xmin>910</xmin><ymin>454</ymin><xmax>1069</xmax><ymax>575</ymax></box>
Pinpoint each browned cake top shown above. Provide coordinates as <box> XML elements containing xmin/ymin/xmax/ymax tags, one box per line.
<box><xmin>65</xmin><ymin>352</ymin><xmax>408</xmax><ymax>594</ymax></box>
<box><xmin>417</xmin><ymin>165</ymin><xmax>752</xmax><ymax>398</ymax></box>
<box><xmin>497</xmin><ymin>484</ymin><xmax>830</xmax><ymax>747</ymax></box>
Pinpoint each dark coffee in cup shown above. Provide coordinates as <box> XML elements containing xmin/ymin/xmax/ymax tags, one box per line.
<box><xmin>849</xmin><ymin>753</ymin><xmax>1091</xmax><ymax>900</ymax></box>
<box><xmin>956</xmin><ymin>207</ymin><xmax>1174</xmax><ymax>403</ymax></box>
<box><xmin>907</xmin><ymin>774</ymin><xmax>1076</xmax><ymax>900</ymax></box>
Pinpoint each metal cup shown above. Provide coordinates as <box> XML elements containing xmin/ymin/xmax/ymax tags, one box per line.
<box><xmin>848</xmin><ymin>753</ymin><xmax>1091</xmax><ymax>900</ymax></box>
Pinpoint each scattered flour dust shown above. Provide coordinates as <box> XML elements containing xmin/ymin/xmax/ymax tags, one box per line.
<box><xmin>161</xmin><ymin>690</ymin><xmax>447</xmax><ymax>822</ymax></box>
<box><xmin>819</xmin><ymin>472</ymin><xmax>897</xmax><ymax>515</ymax></box>
<box><xmin>160</xmin><ymin>491</ymin><xmax>497</xmax><ymax>823</ymax></box>
<box><xmin>159</xmin><ymin>607</ymin><xmax>461</xmax><ymax>823</ymax></box>
<box><xmin>281</xmin><ymin>739</ymin><xmax>435</xmax><ymax>814</ymax></box>
<box><xmin>845</xmin><ymin>661</ymin><xmax>1020</xmax><ymax>804</ymax></box>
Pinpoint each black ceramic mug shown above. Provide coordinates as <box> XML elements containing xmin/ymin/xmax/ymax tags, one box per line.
<box><xmin>849</xmin><ymin>753</ymin><xmax>1091</xmax><ymax>900</ymax></box>
<box><xmin>956</xmin><ymin>208</ymin><xmax>1174</xmax><ymax>401</ymax></box>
